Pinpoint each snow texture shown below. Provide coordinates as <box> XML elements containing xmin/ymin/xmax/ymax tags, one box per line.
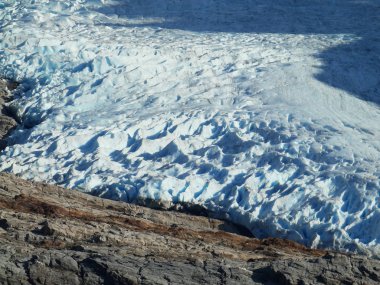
<box><xmin>1</xmin><ymin>0</ymin><xmax>380</xmax><ymax>256</ymax></box>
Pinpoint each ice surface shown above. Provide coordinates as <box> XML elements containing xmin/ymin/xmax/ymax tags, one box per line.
<box><xmin>1</xmin><ymin>0</ymin><xmax>380</xmax><ymax>256</ymax></box>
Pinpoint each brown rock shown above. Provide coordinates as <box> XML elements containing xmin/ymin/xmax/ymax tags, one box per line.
<box><xmin>0</xmin><ymin>172</ymin><xmax>379</xmax><ymax>285</ymax></box>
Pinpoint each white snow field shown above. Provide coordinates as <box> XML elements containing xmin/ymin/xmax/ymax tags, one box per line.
<box><xmin>1</xmin><ymin>0</ymin><xmax>380</xmax><ymax>255</ymax></box>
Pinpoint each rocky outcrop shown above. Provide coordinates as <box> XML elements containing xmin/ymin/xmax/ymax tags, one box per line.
<box><xmin>0</xmin><ymin>173</ymin><xmax>379</xmax><ymax>285</ymax></box>
<box><xmin>0</xmin><ymin>79</ymin><xmax>17</xmax><ymax>150</ymax></box>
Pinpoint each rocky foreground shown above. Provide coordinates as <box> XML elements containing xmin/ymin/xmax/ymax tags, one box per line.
<box><xmin>1</xmin><ymin>79</ymin><xmax>380</xmax><ymax>284</ymax></box>
<box><xmin>1</xmin><ymin>173</ymin><xmax>380</xmax><ymax>285</ymax></box>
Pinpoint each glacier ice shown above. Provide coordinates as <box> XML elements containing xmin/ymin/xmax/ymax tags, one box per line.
<box><xmin>1</xmin><ymin>0</ymin><xmax>380</xmax><ymax>256</ymax></box>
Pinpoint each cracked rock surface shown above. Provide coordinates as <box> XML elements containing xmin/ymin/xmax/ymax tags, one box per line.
<box><xmin>0</xmin><ymin>173</ymin><xmax>380</xmax><ymax>285</ymax></box>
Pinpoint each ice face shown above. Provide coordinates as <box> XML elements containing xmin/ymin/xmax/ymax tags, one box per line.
<box><xmin>1</xmin><ymin>0</ymin><xmax>380</xmax><ymax>256</ymax></box>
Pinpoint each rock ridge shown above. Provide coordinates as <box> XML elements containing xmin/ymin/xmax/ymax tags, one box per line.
<box><xmin>0</xmin><ymin>173</ymin><xmax>380</xmax><ymax>285</ymax></box>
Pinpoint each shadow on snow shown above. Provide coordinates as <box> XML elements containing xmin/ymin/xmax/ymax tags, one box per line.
<box><xmin>93</xmin><ymin>0</ymin><xmax>380</xmax><ymax>105</ymax></box>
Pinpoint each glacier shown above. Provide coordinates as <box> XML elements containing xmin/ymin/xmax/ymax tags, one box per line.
<box><xmin>1</xmin><ymin>0</ymin><xmax>380</xmax><ymax>256</ymax></box>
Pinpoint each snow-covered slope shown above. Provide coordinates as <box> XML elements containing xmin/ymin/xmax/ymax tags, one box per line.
<box><xmin>1</xmin><ymin>0</ymin><xmax>380</xmax><ymax>255</ymax></box>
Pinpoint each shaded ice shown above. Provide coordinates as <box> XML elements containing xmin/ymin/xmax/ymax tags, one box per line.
<box><xmin>1</xmin><ymin>0</ymin><xmax>380</xmax><ymax>256</ymax></box>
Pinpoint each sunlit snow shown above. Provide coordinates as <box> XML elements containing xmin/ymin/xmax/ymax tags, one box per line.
<box><xmin>1</xmin><ymin>0</ymin><xmax>380</xmax><ymax>256</ymax></box>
